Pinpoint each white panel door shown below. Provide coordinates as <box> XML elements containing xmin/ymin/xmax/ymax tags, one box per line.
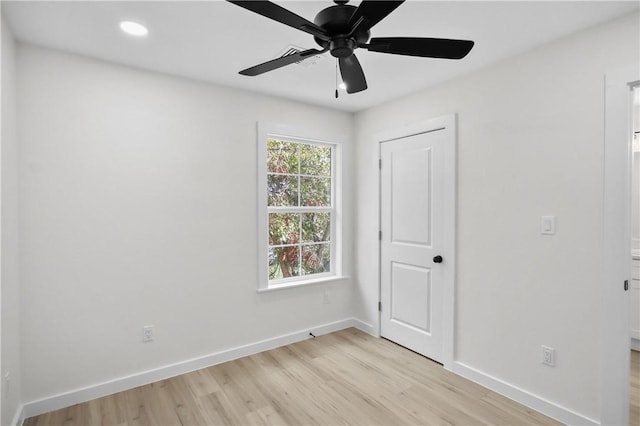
<box><xmin>380</xmin><ymin>125</ymin><xmax>451</xmax><ymax>362</ymax></box>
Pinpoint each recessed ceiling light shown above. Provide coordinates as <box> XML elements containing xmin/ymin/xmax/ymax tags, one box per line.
<box><xmin>119</xmin><ymin>21</ymin><xmax>148</xmax><ymax>37</ymax></box>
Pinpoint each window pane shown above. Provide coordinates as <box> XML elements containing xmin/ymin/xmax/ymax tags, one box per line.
<box><xmin>300</xmin><ymin>144</ymin><xmax>331</xmax><ymax>176</ymax></box>
<box><xmin>268</xmin><ymin>175</ymin><xmax>298</xmax><ymax>206</ymax></box>
<box><xmin>269</xmin><ymin>213</ymin><xmax>300</xmax><ymax>245</ymax></box>
<box><xmin>301</xmin><ymin>244</ymin><xmax>330</xmax><ymax>275</ymax></box>
<box><xmin>269</xmin><ymin>246</ymin><xmax>300</xmax><ymax>279</ymax></box>
<box><xmin>267</xmin><ymin>140</ymin><xmax>299</xmax><ymax>174</ymax></box>
<box><xmin>263</xmin><ymin>136</ymin><xmax>337</xmax><ymax>286</ymax></box>
<box><xmin>302</xmin><ymin>212</ymin><xmax>331</xmax><ymax>243</ymax></box>
<box><xmin>300</xmin><ymin>177</ymin><xmax>331</xmax><ymax>206</ymax></box>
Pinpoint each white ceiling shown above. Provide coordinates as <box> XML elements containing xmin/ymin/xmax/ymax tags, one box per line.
<box><xmin>3</xmin><ymin>1</ymin><xmax>638</xmax><ymax>112</ymax></box>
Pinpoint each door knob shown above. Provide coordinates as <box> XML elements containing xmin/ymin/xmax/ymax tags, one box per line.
<box><xmin>433</xmin><ymin>255</ymin><xmax>443</xmax><ymax>263</ymax></box>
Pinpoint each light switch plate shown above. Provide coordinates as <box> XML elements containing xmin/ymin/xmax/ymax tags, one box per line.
<box><xmin>541</xmin><ymin>216</ymin><xmax>555</xmax><ymax>235</ymax></box>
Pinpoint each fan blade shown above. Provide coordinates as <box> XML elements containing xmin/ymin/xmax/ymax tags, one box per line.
<box><xmin>227</xmin><ymin>1</ymin><xmax>329</xmax><ymax>41</ymax></box>
<box><xmin>339</xmin><ymin>55</ymin><xmax>367</xmax><ymax>94</ymax></box>
<box><xmin>348</xmin><ymin>1</ymin><xmax>404</xmax><ymax>34</ymax></box>
<box><xmin>240</xmin><ymin>48</ymin><xmax>325</xmax><ymax>76</ymax></box>
<box><xmin>365</xmin><ymin>37</ymin><xmax>474</xmax><ymax>59</ymax></box>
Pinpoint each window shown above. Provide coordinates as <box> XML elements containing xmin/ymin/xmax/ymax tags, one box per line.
<box><xmin>257</xmin><ymin>124</ymin><xmax>341</xmax><ymax>290</ymax></box>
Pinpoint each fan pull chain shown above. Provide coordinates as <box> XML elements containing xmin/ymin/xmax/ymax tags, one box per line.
<box><xmin>335</xmin><ymin>59</ymin><xmax>339</xmax><ymax>99</ymax></box>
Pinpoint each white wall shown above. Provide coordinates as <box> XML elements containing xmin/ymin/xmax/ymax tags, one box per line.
<box><xmin>353</xmin><ymin>12</ymin><xmax>639</xmax><ymax>423</ymax></box>
<box><xmin>17</xmin><ymin>44</ymin><xmax>355</xmax><ymax>403</ymax></box>
<box><xmin>1</xmin><ymin>12</ymin><xmax>21</xmax><ymax>426</ymax></box>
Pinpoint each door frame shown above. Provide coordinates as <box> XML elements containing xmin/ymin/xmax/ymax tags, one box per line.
<box><xmin>377</xmin><ymin>114</ymin><xmax>457</xmax><ymax>369</ymax></box>
<box><xmin>602</xmin><ymin>65</ymin><xmax>638</xmax><ymax>425</ymax></box>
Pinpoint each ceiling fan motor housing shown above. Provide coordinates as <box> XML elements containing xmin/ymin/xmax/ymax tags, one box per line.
<box><xmin>313</xmin><ymin>5</ymin><xmax>370</xmax><ymax>58</ymax></box>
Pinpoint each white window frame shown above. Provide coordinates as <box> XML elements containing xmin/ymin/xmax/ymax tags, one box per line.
<box><xmin>257</xmin><ymin>122</ymin><xmax>343</xmax><ymax>291</ymax></box>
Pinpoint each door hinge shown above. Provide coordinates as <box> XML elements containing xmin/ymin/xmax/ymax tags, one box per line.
<box><xmin>624</xmin><ymin>280</ymin><xmax>629</xmax><ymax>291</ymax></box>
<box><xmin>378</xmin><ymin>301</ymin><xmax>382</xmax><ymax>312</ymax></box>
<box><xmin>379</xmin><ymin>230</ymin><xmax>382</xmax><ymax>240</ymax></box>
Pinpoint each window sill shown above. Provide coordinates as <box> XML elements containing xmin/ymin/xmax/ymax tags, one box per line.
<box><xmin>257</xmin><ymin>275</ymin><xmax>350</xmax><ymax>293</ymax></box>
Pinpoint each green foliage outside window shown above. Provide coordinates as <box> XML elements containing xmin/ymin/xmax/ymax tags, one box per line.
<box><xmin>267</xmin><ymin>139</ymin><xmax>332</xmax><ymax>280</ymax></box>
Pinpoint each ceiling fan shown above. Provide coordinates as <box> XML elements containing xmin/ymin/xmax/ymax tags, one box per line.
<box><xmin>227</xmin><ymin>0</ymin><xmax>474</xmax><ymax>94</ymax></box>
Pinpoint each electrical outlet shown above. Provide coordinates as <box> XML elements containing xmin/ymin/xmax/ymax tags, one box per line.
<box><xmin>142</xmin><ymin>325</ymin><xmax>155</xmax><ymax>342</ymax></box>
<box><xmin>541</xmin><ymin>345</ymin><xmax>555</xmax><ymax>367</ymax></box>
<box><xmin>323</xmin><ymin>291</ymin><xmax>330</xmax><ymax>305</ymax></box>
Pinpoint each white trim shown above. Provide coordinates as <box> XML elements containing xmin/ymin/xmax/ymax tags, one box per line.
<box><xmin>10</xmin><ymin>404</ymin><xmax>24</xmax><ymax>426</ymax></box>
<box><xmin>632</xmin><ymin>339</ymin><xmax>640</xmax><ymax>351</ymax></box>
<box><xmin>452</xmin><ymin>362</ymin><xmax>599</xmax><ymax>426</ymax></box>
<box><xmin>376</xmin><ymin>114</ymin><xmax>457</xmax><ymax>369</ymax></box>
<box><xmin>442</xmin><ymin>115</ymin><xmax>457</xmax><ymax>366</ymax></box>
<box><xmin>602</xmin><ymin>65</ymin><xmax>639</xmax><ymax>426</ymax></box>
<box><xmin>256</xmin><ymin>275</ymin><xmax>350</xmax><ymax>292</ymax></box>
<box><xmin>21</xmin><ymin>318</ymin><xmax>359</xmax><ymax>419</ymax></box>
<box><xmin>350</xmin><ymin>318</ymin><xmax>377</xmax><ymax>336</ymax></box>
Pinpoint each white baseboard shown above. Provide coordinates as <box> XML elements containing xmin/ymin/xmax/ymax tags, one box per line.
<box><xmin>452</xmin><ymin>362</ymin><xmax>599</xmax><ymax>426</ymax></box>
<box><xmin>632</xmin><ymin>338</ymin><xmax>640</xmax><ymax>351</ymax></box>
<box><xmin>11</xmin><ymin>404</ymin><xmax>24</xmax><ymax>426</ymax></box>
<box><xmin>350</xmin><ymin>317</ymin><xmax>376</xmax><ymax>336</ymax></box>
<box><xmin>21</xmin><ymin>318</ymin><xmax>360</xmax><ymax>420</ymax></box>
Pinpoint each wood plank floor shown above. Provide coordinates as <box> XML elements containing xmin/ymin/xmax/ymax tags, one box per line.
<box><xmin>26</xmin><ymin>328</ymin><xmax>628</xmax><ymax>426</ymax></box>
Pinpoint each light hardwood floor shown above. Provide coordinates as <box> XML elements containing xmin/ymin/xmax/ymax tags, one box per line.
<box><xmin>26</xmin><ymin>328</ymin><xmax>633</xmax><ymax>426</ymax></box>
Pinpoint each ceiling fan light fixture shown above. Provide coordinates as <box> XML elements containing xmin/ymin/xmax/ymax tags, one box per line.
<box><xmin>227</xmin><ymin>0</ymin><xmax>474</xmax><ymax>95</ymax></box>
<box><xmin>119</xmin><ymin>21</ymin><xmax>148</xmax><ymax>37</ymax></box>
